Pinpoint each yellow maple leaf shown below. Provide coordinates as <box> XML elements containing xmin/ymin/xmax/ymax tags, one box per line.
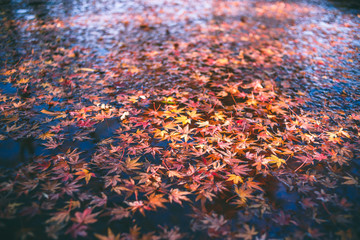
<box><xmin>226</xmin><ymin>174</ymin><xmax>244</xmax><ymax>184</ymax></box>
<box><xmin>175</xmin><ymin>115</ymin><xmax>191</xmax><ymax>125</ymax></box>
<box><xmin>75</xmin><ymin>169</ymin><xmax>95</xmax><ymax>184</ymax></box>
<box><xmin>38</xmin><ymin>131</ymin><xmax>55</xmax><ymax>140</ymax></box>
<box><xmin>266</xmin><ymin>154</ymin><xmax>286</xmax><ymax>168</ymax></box>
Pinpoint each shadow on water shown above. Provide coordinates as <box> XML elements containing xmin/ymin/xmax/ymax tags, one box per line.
<box><xmin>0</xmin><ymin>137</ymin><xmax>35</xmax><ymax>168</ymax></box>
<box><xmin>327</xmin><ymin>0</ymin><xmax>360</xmax><ymax>13</ymax></box>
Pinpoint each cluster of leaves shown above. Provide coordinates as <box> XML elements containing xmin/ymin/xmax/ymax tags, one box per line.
<box><xmin>0</xmin><ymin>0</ymin><xmax>359</xmax><ymax>239</ymax></box>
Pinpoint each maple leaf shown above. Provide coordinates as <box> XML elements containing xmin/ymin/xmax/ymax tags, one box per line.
<box><xmin>90</xmin><ymin>193</ymin><xmax>108</xmax><ymax>207</ymax></box>
<box><xmin>196</xmin><ymin>120</ymin><xmax>210</xmax><ymax>128</ymax></box>
<box><xmin>109</xmin><ymin>144</ymin><xmax>122</xmax><ymax>154</ymax></box>
<box><xmin>200</xmin><ymin>212</ymin><xmax>228</xmax><ymax>232</ymax></box>
<box><xmin>41</xmin><ymin>181</ymin><xmax>61</xmax><ymax>194</ymax></box>
<box><xmin>226</xmin><ymin>174</ymin><xmax>243</xmax><ymax>184</ymax></box>
<box><xmin>147</xmin><ymin>193</ymin><xmax>167</xmax><ymax>210</ymax></box>
<box><xmin>94</xmin><ymin>110</ymin><xmax>114</xmax><ymax>121</ymax></box>
<box><xmin>38</xmin><ymin>131</ymin><xmax>55</xmax><ymax>140</ymax></box>
<box><xmin>167</xmin><ymin>170</ymin><xmax>183</xmax><ymax>178</ymax></box>
<box><xmin>144</xmin><ymin>146</ymin><xmax>163</xmax><ymax>158</ymax></box>
<box><xmin>146</xmin><ymin>108</ymin><xmax>162</xmax><ymax>118</ymax></box>
<box><xmin>153</xmin><ymin>128</ymin><xmax>169</xmax><ymax>140</ymax></box>
<box><xmin>134</xmin><ymin>120</ymin><xmax>150</xmax><ymax>128</ymax></box>
<box><xmin>46</xmin><ymin>223</ymin><xmax>65</xmax><ymax>240</ymax></box>
<box><xmin>124</xmin><ymin>156</ymin><xmax>142</xmax><ymax>171</ymax></box>
<box><xmin>66</xmin><ymin>223</ymin><xmax>88</xmax><ymax>238</ymax></box>
<box><xmin>62</xmin><ymin>181</ymin><xmax>81</xmax><ymax>196</ymax></box>
<box><xmin>126</xmin><ymin>201</ymin><xmax>149</xmax><ymax>216</ymax></box>
<box><xmin>162</xmin><ymin>121</ymin><xmax>177</xmax><ymax>130</ymax></box>
<box><xmin>211</xmin><ymin>111</ymin><xmax>226</xmax><ymax>121</ymax></box>
<box><xmin>219</xmin><ymin>149</ymin><xmax>242</xmax><ymax>164</ymax></box>
<box><xmin>222</xmin><ymin>82</ymin><xmax>241</xmax><ymax>95</ymax></box>
<box><xmin>77</xmin><ymin>119</ymin><xmax>96</xmax><ymax>128</ymax></box>
<box><xmin>186</xmin><ymin>110</ymin><xmax>202</xmax><ymax>120</ymax></box>
<box><xmin>234</xmin><ymin>185</ymin><xmax>254</xmax><ymax>205</ymax></box>
<box><xmin>67</xmin><ymin>200</ymin><xmax>81</xmax><ymax>210</ymax></box>
<box><xmin>245</xmin><ymin>178</ymin><xmax>264</xmax><ymax>192</ymax></box>
<box><xmin>41</xmin><ymin>109</ymin><xmax>67</xmax><ymax>118</ymax></box>
<box><xmin>75</xmin><ymin>169</ymin><xmax>96</xmax><ymax>184</ymax></box>
<box><xmin>177</xmin><ymin>125</ymin><xmax>194</xmax><ymax>142</ymax></box>
<box><xmin>342</xmin><ymin>175</ymin><xmax>358</xmax><ymax>185</ymax></box>
<box><xmin>175</xmin><ymin>115</ymin><xmax>191</xmax><ymax>125</ymax></box>
<box><xmin>42</xmin><ymin>138</ymin><xmax>63</xmax><ymax>149</ymax></box>
<box><xmin>36</xmin><ymin>160</ymin><xmax>51</xmax><ymax>172</ymax></box>
<box><xmin>232</xmin><ymin>164</ymin><xmax>251</xmax><ymax>176</ymax></box>
<box><xmin>159</xmin><ymin>226</ymin><xmax>184</xmax><ymax>240</ymax></box>
<box><xmin>94</xmin><ymin>228</ymin><xmax>120</xmax><ymax>240</ymax></box>
<box><xmin>300</xmin><ymin>198</ymin><xmax>317</xmax><ymax>209</ymax></box>
<box><xmin>307</xmin><ymin>228</ymin><xmax>324</xmax><ymax>239</ymax></box>
<box><xmin>127</xmin><ymin>225</ymin><xmax>141</xmax><ymax>239</ymax></box>
<box><xmin>163</xmin><ymin>110</ymin><xmax>177</xmax><ymax>119</ymax></box>
<box><xmin>273</xmin><ymin>211</ymin><xmax>292</xmax><ymax>226</ymax></box>
<box><xmin>313</xmin><ymin>152</ymin><xmax>327</xmax><ymax>162</ymax></box>
<box><xmin>195</xmin><ymin>189</ymin><xmax>216</xmax><ymax>205</ymax></box>
<box><xmin>71</xmin><ymin>208</ymin><xmax>99</xmax><ymax>224</ymax></box>
<box><xmin>46</xmin><ymin>211</ymin><xmax>71</xmax><ymax>224</ymax></box>
<box><xmin>337</xmin><ymin>128</ymin><xmax>350</xmax><ymax>138</ymax></box>
<box><xmin>236</xmin><ymin>224</ymin><xmax>258</xmax><ymax>240</ymax></box>
<box><xmin>104</xmin><ymin>175</ymin><xmax>121</xmax><ymax>188</ymax></box>
<box><xmin>169</xmin><ymin>189</ymin><xmax>191</xmax><ymax>205</ymax></box>
<box><xmin>170</xmin><ymin>106</ymin><xmax>185</xmax><ymax>115</ymax></box>
<box><xmin>133</xmin><ymin>129</ymin><xmax>149</xmax><ymax>139</ymax></box>
<box><xmin>19</xmin><ymin>179</ymin><xmax>39</xmax><ymax>195</ymax></box>
<box><xmin>109</xmin><ymin>206</ymin><xmax>130</xmax><ymax>222</ymax></box>
<box><xmin>331</xmin><ymin>152</ymin><xmax>349</xmax><ymax>166</ymax></box>
<box><xmin>265</xmin><ymin>154</ymin><xmax>286</xmax><ymax>168</ymax></box>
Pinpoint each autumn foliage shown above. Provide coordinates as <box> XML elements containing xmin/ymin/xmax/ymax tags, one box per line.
<box><xmin>0</xmin><ymin>0</ymin><xmax>359</xmax><ymax>239</ymax></box>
